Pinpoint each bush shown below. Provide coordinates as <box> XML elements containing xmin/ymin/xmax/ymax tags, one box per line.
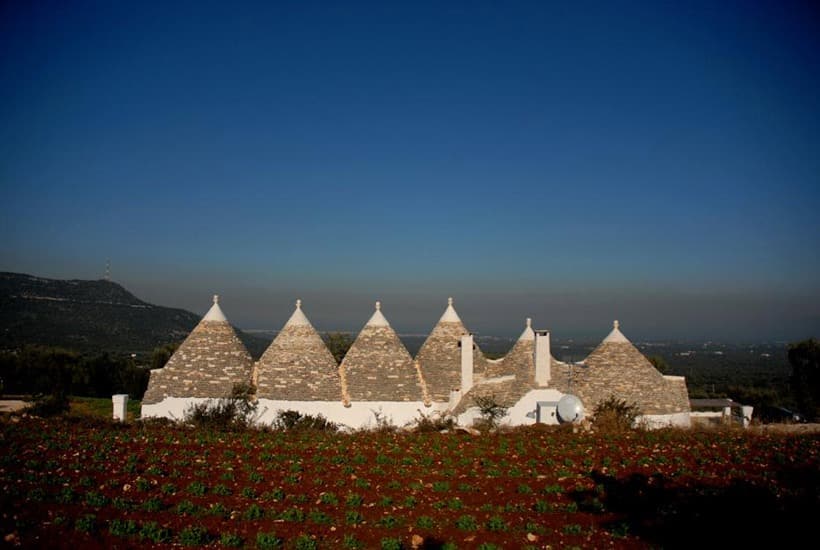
<box><xmin>272</xmin><ymin>410</ymin><xmax>338</xmax><ymax>432</ymax></box>
<box><xmin>184</xmin><ymin>383</ymin><xmax>257</xmax><ymax>431</ymax></box>
<box><xmin>473</xmin><ymin>394</ymin><xmax>507</xmax><ymax>430</ymax></box>
<box><xmin>27</xmin><ymin>391</ymin><xmax>70</xmax><ymax>417</ymax></box>
<box><xmin>256</xmin><ymin>531</ymin><xmax>283</xmax><ymax>549</ymax></box>
<box><xmin>412</xmin><ymin>410</ymin><xmax>456</xmax><ymax>432</ymax></box>
<box><xmin>179</xmin><ymin>524</ymin><xmax>210</xmax><ymax>546</ymax></box>
<box><xmin>592</xmin><ymin>396</ymin><xmax>641</xmax><ymax>432</ymax></box>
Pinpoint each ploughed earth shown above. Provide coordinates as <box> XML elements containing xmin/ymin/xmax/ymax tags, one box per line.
<box><xmin>1</xmin><ymin>417</ymin><xmax>817</xmax><ymax>549</ymax></box>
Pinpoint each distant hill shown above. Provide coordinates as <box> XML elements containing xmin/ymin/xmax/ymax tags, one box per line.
<box><xmin>0</xmin><ymin>272</ymin><xmax>269</xmax><ymax>356</ymax></box>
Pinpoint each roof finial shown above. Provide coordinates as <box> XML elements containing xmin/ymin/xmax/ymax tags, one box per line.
<box><xmin>614</xmin><ymin>320</ymin><xmax>619</xmax><ymax>329</ymax></box>
<box><xmin>213</xmin><ymin>294</ymin><xmax>219</xmax><ymax>304</ymax></box>
<box><xmin>375</xmin><ymin>301</ymin><xmax>381</xmax><ymax>311</ymax></box>
<box><xmin>448</xmin><ymin>297</ymin><xmax>453</xmax><ymax>307</ymax></box>
<box><xmin>296</xmin><ymin>299</ymin><xmax>302</xmax><ymax>309</ymax></box>
<box><xmin>526</xmin><ymin>317</ymin><xmax>532</xmax><ymax>328</ymax></box>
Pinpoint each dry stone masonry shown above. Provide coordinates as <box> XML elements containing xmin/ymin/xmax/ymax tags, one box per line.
<box><xmin>142</xmin><ymin>297</ymin><xmax>691</xmax><ymax>428</ymax></box>
<box><xmin>142</xmin><ymin>295</ymin><xmax>253</xmax><ymax>405</ymax></box>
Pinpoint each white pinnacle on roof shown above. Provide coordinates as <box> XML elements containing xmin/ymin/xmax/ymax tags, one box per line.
<box><xmin>438</xmin><ymin>296</ymin><xmax>462</xmax><ymax>323</ymax></box>
<box><xmin>284</xmin><ymin>298</ymin><xmax>311</xmax><ymax>327</ymax></box>
<box><xmin>365</xmin><ymin>301</ymin><xmax>390</xmax><ymax>327</ymax></box>
<box><xmin>602</xmin><ymin>320</ymin><xmax>630</xmax><ymax>343</ymax></box>
<box><xmin>518</xmin><ymin>317</ymin><xmax>535</xmax><ymax>341</ymax></box>
<box><xmin>202</xmin><ymin>294</ymin><xmax>228</xmax><ymax>322</ymax></box>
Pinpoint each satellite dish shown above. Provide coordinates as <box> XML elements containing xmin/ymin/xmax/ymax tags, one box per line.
<box><xmin>557</xmin><ymin>394</ymin><xmax>584</xmax><ymax>424</ymax></box>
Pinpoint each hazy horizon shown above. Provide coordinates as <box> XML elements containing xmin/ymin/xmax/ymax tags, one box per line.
<box><xmin>2</xmin><ymin>1</ymin><xmax>818</xmax><ymax>343</ymax></box>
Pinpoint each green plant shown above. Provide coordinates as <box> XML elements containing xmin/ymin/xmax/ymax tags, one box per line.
<box><xmin>256</xmin><ymin>531</ymin><xmax>283</xmax><ymax>549</ymax></box>
<box><xmin>74</xmin><ymin>514</ymin><xmax>96</xmax><ymax>533</ymax></box>
<box><xmin>184</xmin><ymin>383</ymin><xmax>258</xmax><ymax>431</ymax></box>
<box><xmin>139</xmin><ymin>521</ymin><xmax>172</xmax><ymax>543</ymax></box>
<box><xmin>179</xmin><ymin>524</ymin><xmax>210</xmax><ymax>546</ymax></box>
<box><xmin>293</xmin><ymin>534</ymin><xmax>318</xmax><ymax>550</ymax></box>
<box><xmin>345</xmin><ymin>510</ymin><xmax>364</xmax><ymax>525</ymax></box>
<box><xmin>220</xmin><ymin>532</ymin><xmax>243</xmax><ymax>547</ymax></box>
<box><xmin>141</xmin><ymin>497</ymin><xmax>164</xmax><ymax>512</ymax></box>
<box><xmin>108</xmin><ymin>518</ymin><xmax>139</xmax><ymax>537</ymax></box>
<box><xmin>272</xmin><ymin>409</ymin><xmax>339</xmax><ymax>432</ymax></box>
<box><xmin>563</xmin><ymin>523</ymin><xmax>583</xmax><ymax>535</ymax></box>
<box><xmin>186</xmin><ymin>480</ymin><xmax>207</xmax><ymax>496</ymax></box>
<box><xmin>345</xmin><ymin>493</ymin><xmax>363</xmax><ymax>507</ymax></box>
<box><xmin>486</xmin><ymin>515</ymin><xmax>507</xmax><ymax>531</ymax></box>
<box><xmin>416</xmin><ymin>516</ymin><xmax>434</xmax><ymax>529</ymax></box>
<box><xmin>213</xmin><ymin>483</ymin><xmax>232</xmax><ymax>496</ymax></box>
<box><xmin>455</xmin><ymin>515</ymin><xmax>477</xmax><ymax>530</ymax></box>
<box><xmin>380</xmin><ymin>538</ymin><xmax>404</xmax><ymax>550</ymax></box>
<box><xmin>343</xmin><ymin>534</ymin><xmax>364</xmax><ymax>549</ymax></box>
<box><xmin>472</xmin><ymin>394</ymin><xmax>507</xmax><ymax>429</ymax></box>
<box><xmin>378</xmin><ymin>515</ymin><xmax>399</xmax><ymax>528</ymax></box>
<box><xmin>592</xmin><ymin>395</ymin><xmax>641</xmax><ymax>432</ymax></box>
<box><xmin>243</xmin><ymin>503</ymin><xmax>265</xmax><ymax>520</ymax></box>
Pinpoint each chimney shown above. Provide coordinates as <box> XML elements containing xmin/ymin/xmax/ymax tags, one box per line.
<box><xmin>534</xmin><ymin>330</ymin><xmax>551</xmax><ymax>386</ymax></box>
<box><xmin>460</xmin><ymin>334</ymin><xmax>474</xmax><ymax>394</ymax></box>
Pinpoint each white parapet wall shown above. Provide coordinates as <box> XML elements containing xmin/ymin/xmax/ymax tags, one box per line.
<box><xmin>639</xmin><ymin>412</ymin><xmax>692</xmax><ymax>429</ymax></box>
<box><xmin>141</xmin><ymin>397</ymin><xmax>216</xmax><ymax>421</ymax></box>
<box><xmin>457</xmin><ymin>388</ymin><xmax>565</xmax><ymax>427</ymax></box>
<box><xmin>255</xmin><ymin>400</ymin><xmax>450</xmax><ymax>430</ymax></box>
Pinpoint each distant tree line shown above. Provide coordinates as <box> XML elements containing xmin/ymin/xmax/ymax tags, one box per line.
<box><xmin>0</xmin><ymin>344</ymin><xmax>179</xmax><ymax>400</ymax></box>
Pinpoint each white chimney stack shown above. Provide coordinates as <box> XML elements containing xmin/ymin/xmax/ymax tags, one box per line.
<box><xmin>460</xmin><ymin>334</ymin><xmax>474</xmax><ymax>395</ymax></box>
<box><xmin>534</xmin><ymin>330</ymin><xmax>551</xmax><ymax>386</ymax></box>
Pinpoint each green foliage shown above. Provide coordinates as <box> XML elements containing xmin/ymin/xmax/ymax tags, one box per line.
<box><xmin>592</xmin><ymin>395</ymin><xmax>641</xmax><ymax>432</ymax></box>
<box><xmin>184</xmin><ymin>383</ymin><xmax>257</xmax><ymax>431</ymax></box>
<box><xmin>219</xmin><ymin>532</ymin><xmax>243</xmax><ymax>547</ymax></box>
<box><xmin>0</xmin><ymin>345</ymin><xmax>149</xmax><ymax>400</ymax></box>
<box><xmin>455</xmin><ymin>515</ymin><xmax>478</xmax><ymax>530</ymax></box>
<box><xmin>179</xmin><ymin>524</ymin><xmax>210</xmax><ymax>546</ymax></box>
<box><xmin>473</xmin><ymin>394</ymin><xmax>507</xmax><ymax>429</ymax></box>
<box><xmin>108</xmin><ymin>518</ymin><xmax>139</xmax><ymax>537</ymax></box>
<box><xmin>647</xmin><ymin>355</ymin><xmax>669</xmax><ymax>374</ymax></box>
<box><xmin>256</xmin><ymin>531</ymin><xmax>283</xmax><ymax>549</ymax></box>
<box><xmin>380</xmin><ymin>538</ymin><xmax>404</xmax><ymax>550</ymax></box>
<box><xmin>150</xmin><ymin>342</ymin><xmax>178</xmax><ymax>371</ymax></box>
<box><xmin>74</xmin><ymin>514</ymin><xmax>96</xmax><ymax>533</ymax></box>
<box><xmin>324</xmin><ymin>332</ymin><xmax>354</xmax><ymax>364</ymax></box>
<box><xmin>788</xmin><ymin>338</ymin><xmax>820</xmax><ymax>421</ymax></box>
<box><xmin>412</xmin><ymin>410</ymin><xmax>456</xmax><ymax>432</ymax></box>
<box><xmin>272</xmin><ymin>409</ymin><xmax>338</xmax><ymax>432</ymax></box>
<box><xmin>293</xmin><ymin>534</ymin><xmax>318</xmax><ymax>550</ymax></box>
<box><xmin>138</xmin><ymin>521</ymin><xmax>172</xmax><ymax>543</ymax></box>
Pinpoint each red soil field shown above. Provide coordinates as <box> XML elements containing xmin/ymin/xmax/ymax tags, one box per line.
<box><xmin>1</xmin><ymin>417</ymin><xmax>817</xmax><ymax>549</ymax></box>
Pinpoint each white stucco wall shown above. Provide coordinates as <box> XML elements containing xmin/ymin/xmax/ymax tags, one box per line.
<box><xmin>639</xmin><ymin>412</ymin><xmax>691</xmax><ymax>429</ymax></box>
<box><xmin>141</xmin><ymin>397</ymin><xmax>215</xmax><ymax>421</ymax></box>
<box><xmin>255</xmin><ymin>400</ymin><xmax>449</xmax><ymax>430</ymax></box>
<box><xmin>457</xmin><ymin>388</ymin><xmax>565</xmax><ymax>427</ymax></box>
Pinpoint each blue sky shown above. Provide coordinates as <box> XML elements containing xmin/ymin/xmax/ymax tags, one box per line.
<box><xmin>1</xmin><ymin>1</ymin><xmax>818</xmax><ymax>341</ymax></box>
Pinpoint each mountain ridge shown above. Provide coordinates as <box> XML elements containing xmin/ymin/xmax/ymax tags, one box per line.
<box><xmin>0</xmin><ymin>272</ymin><xmax>267</xmax><ymax>356</ymax></box>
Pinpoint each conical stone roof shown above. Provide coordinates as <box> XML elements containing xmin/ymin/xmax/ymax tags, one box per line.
<box><xmin>256</xmin><ymin>300</ymin><xmax>342</xmax><ymax>401</ymax></box>
<box><xmin>142</xmin><ymin>295</ymin><xmax>254</xmax><ymax>405</ymax></box>
<box><xmin>574</xmin><ymin>320</ymin><xmax>690</xmax><ymax>415</ymax></box>
<box><xmin>340</xmin><ymin>301</ymin><xmax>424</xmax><ymax>402</ymax></box>
<box><xmin>416</xmin><ymin>298</ymin><xmax>490</xmax><ymax>401</ymax></box>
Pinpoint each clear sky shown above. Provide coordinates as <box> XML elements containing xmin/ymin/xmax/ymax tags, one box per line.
<box><xmin>1</xmin><ymin>1</ymin><xmax>818</xmax><ymax>342</ymax></box>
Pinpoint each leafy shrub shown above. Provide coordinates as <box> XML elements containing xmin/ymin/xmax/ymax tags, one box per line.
<box><xmin>27</xmin><ymin>392</ymin><xmax>70</xmax><ymax>417</ymax></box>
<box><xmin>455</xmin><ymin>515</ymin><xmax>478</xmax><ymax>530</ymax></box>
<box><xmin>416</xmin><ymin>516</ymin><xmax>434</xmax><ymax>529</ymax></box>
<box><xmin>412</xmin><ymin>411</ymin><xmax>456</xmax><ymax>432</ymax></box>
<box><xmin>380</xmin><ymin>538</ymin><xmax>404</xmax><ymax>550</ymax></box>
<box><xmin>256</xmin><ymin>531</ymin><xmax>283</xmax><ymax>549</ymax></box>
<box><xmin>138</xmin><ymin>521</ymin><xmax>172</xmax><ymax>543</ymax></box>
<box><xmin>272</xmin><ymin>409</ymin><xmax>339</xmax><ymax>432</ymax></box>
<box><xmin>220</xmin><ymin>532</ymin><xmax>243</xmax><ymax>547</ymax></box>
<box><xmin>293</xmin><ymin>534</ymin><xmax>318</xmax><ymax>550</ymax></box>
<box><xmin>109</xmin><ymin>518</ymin><xmax>139</xmax><ymax>537</ymax></box>
<box><xmin>179</xmin><ymin>524</ymin><xmax>210</xmax><ymax>546</ymax></box>
<box><xmin>74</xmin><ymin>514</ymin><xmax>96</xmax><ymax>533</ymax></box>
<box><xmin>184</xmin><ymin>383</ymin><xmax>257</xmax><ymax>431</ymax></box>
<box><xmin>592</xmin><ymin>395</ymin><xmax>641</xmax><ymax>432</ymax></box>
<box><xmin>186</xmin><ymin>481</ymin><xmax>207</xmax><ymax>496</ymax></box>
<box><xmin>243</xmin><ymin>503</ymin><xmax>265</xmax><ymax>520</ymax></box>
<box><xmin>486</xmin><ymin>515</ymin><xmax>507</xmax><ymax>531</ymax></box>
<box><xmin>472</xmin><ymin>394</ymin><xmax>507</xmax><ymax>429</ymax></box>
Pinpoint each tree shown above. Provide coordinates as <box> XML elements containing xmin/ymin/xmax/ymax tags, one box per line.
<box><xmin>647</xmin><ymin>355</ymin><xmax>670</xmax><ymax>374</ymax></box>
<box><xmin>788</xmin><ymin>338</ymin><xmax>820</xmax><ymax>421</ymax></box>
<box><xmin>324</xmin><ymin>332</ymin><xmax>354</xmax><ymax>364</ymax></box>
<box><xmin>150</xmin><ymin>343</ymin><xmax>179</xmax><ymax>371</ymax></box>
